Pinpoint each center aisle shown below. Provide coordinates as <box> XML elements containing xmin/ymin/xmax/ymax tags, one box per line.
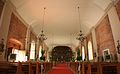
<box><xmin>48</xmin><ymin>63</ymin><xmax>74</xmax><ymax>74</ymax></box>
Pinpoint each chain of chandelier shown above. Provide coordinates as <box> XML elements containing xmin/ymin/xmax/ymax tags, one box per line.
<box><xmin>76</xmin><ymin>6</ymin><xmax>85</xmax><ymax>43</ymax></box>
<box><xmin>38</xmin><ymin>7</ymin><xmax>47</xmax><ymax>41</ymax></box>
<box><xmin>37</xmin><ymin>6</ymin><xmax>85</xmax><ymax>42</ymax></box>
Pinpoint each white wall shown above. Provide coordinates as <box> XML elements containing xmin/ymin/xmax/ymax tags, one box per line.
<box><xmin>108</xmin><ymin>6</ymin><xmax>120</xmax><ymax>48</ymax></box>
<box><xmin>0</xmin><ymin>1</ymin><xmax>14</xmax><ymax>61</ymax></box>
<box><xmin>108</xmin><ymin>6</ymin><xmax>120</xmax><ymax>61</ymax></box>
<box><xmin>0</xmin><ymin>1</ymin><xmax>14</xmax><ymax>48</ymax></box>
<box><xmin>0</xmin><ymin>1</ymin><xmax>6</xmax><ymax>28</ymax></box>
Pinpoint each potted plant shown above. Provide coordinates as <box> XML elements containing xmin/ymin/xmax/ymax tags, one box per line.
<box><xmin>76</xmin><ymin>49</ymin><xmax>82</xmax><ymax>61</ymax></box>
<box><xmin>40</xmin><ymin>50</ymin><xmax>45</xmax><ymax>61</ymax></box>
<box><xmin>77</xmin><ymin>55</ymin><xmax>82</xmax><ymax>61</ymax></box>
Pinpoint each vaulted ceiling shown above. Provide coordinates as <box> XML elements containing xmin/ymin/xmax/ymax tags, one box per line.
<box><xmin>10</xmin><ymin>0</ymin><xmax>114</xmax><ymax>49</ymax></box>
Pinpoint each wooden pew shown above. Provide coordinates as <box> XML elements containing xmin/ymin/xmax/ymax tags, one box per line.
<box><xmin>3</xmin><ymin>61</ymin><xmax>120</xmax><ymax>74</ymax></box>
<box><xmin>43</xmin><ymin>62</ymin><xmax>53</xmax><ymax>74</ymax></box>
<box><xmin>44</xmin><ymin>62</ymin><xmax>53</xmax><ymax>73</ymax></box>
<box><xmin>36</xmin><ymin>62</ymin><xmax>41</xmax><ymax>74</ymax></box>
<box><xmin>17</xmin><ymin>62</ymin><xmax>29</xmax><ymax>74</ymax></box>
<box><xmin>99</xmin><ymin>62</ymin><xmax>118</xmax><ymax>74</ymax></box>
<box><xmin>86</xmin><ymin>62</ymin><xmax>120</xmax><ymax>74</ymax></box>
<box><xmin>85</xmin><ymin>62</ymin><xmax>100</xmax><ymax>74</ymax></box>
<box><xmin>81</xmin><ymin>62</ymin><xmax>85</xmax><ymax>74</ymax></box>
<box><xmin>17</xmin><ymin>62</ymin><xmax>22</xmax><ymax>74</ymax></box>
<box><xmin>69</xmin><ymin>62</ymin><xmax>79</xmax><ymax>73</ymax></box>
<box><xmin>0</xmin><ymin>61</ymin><xmax>17</xmax><ymax>74</ymax></box>
<box><xmin>18</xmin><ymin>62</ymin><xmax>37</xmax><ymax>74</ymax></box>
<box><xmin>36</xmin><ymin>62</ymin><xmax>53</xmax><ymax>74</ymax></box>
<box><xmin>17</xmin><ymin>62</ymin><xmax>35</xmax><ymax>74</ymax></box>
<box><xmin>85</xmin><ymin>62</ymin><xmax>91</xmax><ymax>74</ymax></box>
<box><xmin>117</xmin><ymin>63</ymin><xmax>120</xmax><ymax>74</ymax></box>
<box><xmin>0</xmin><ymin>61</ymin><xmax>53</xmax><ymax>74</ymax></box>
<box><xmin>69</xmin><ymin>62</ymin><xmax>120</xmax><ymax>74</ymax></box>
<box><xmin>29</xmin><ymin>62</ymin><xmax>36</xmax><ymax>74</ymax></box>
<box><xmin>69</xmin><ymin>62</ymin><xmax>85</xmax><ymax>74</ymax></box>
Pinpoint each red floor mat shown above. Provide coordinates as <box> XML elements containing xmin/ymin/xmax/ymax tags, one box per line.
<box><xmin>48</xmin><ymin>63</ymin><xmax>74</xmax><ymax>74</ymax></box>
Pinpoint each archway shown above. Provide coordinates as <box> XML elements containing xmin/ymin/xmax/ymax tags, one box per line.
<box><xmin>51</xmin><ymin>46</ymin><xmax>73</xmax><ymax>62</ymax></box>
<box><xmin>7</xmin><ymin>38</ymin><xmax>24</xmax><ymax>61</ymax></box>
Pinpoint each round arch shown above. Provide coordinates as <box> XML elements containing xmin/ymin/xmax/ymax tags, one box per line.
<box><xmin>51</xmin><ymin>46</ymin><xmax>73</xmax><ymax>62</ymax></box>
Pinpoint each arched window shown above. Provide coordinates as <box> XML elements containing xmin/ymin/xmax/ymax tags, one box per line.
<box><xmin>39</xmin><ymin>45</ymin><xmax>42</xmax><ymax>58</ymax></box>
<box><xmin>88</xmin><ymin>41</ymin><xmax>93</xmax><ymax>60</ymax></box>
<box><xmin>82</xmin><ymin>46</ymin><xmax>85</xmax><ymax>61</ymax></box>
<box><xmin>30</xmin><ymin>40</ymin><xmax>35</xmax><ymax>59</ymax></box>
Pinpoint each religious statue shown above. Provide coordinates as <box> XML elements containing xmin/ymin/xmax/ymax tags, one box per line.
<box><xmin>117</xmin><ymin>40</ymin><xmax>120</xmax><ymax>54</ymax></box>
<box><xmin>0</xmin><ymin>38</ymin><xmax>4</xmax><ymax>52</ymax></box>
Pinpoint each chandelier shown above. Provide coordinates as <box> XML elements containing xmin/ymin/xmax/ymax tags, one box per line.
<box><xmin>38</xmin><ymin>30</ymin><xmax>47</xmax><ymax>41</ymax></box>
<box><xmin>76</xmin><ymin>30</ymin><xmax>85</xmax><ymax>42</ymax></box>
<box><xmin>38</xmin><ymin>7</ymin><xmax>47</xmax><ymax>41</ymax></box>
<box><xmin>76</xmin><ymin>6</ymin><xmax>85</xmax><ymax>43</ymax></box>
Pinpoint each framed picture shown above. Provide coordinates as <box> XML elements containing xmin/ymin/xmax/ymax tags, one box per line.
<box><xmin>103</xmin><ymin>49</ymin><xmax>111</xmax><ymax>61</ymax></box>
<box><xmin>103</xmin><ymin>49</ymin><xmax>110</xmax><ymax>55</ymax></box>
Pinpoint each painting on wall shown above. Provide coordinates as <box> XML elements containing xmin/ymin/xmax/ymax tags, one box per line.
<box><xmin>103</xmin><ymin>49</ymin><xmax>110</xmax><ymax>55</ymax></box>
<box><xmin>103</xmin><ymin>49</ymin><xmax>111</xmax><ymax>62</ymax></box>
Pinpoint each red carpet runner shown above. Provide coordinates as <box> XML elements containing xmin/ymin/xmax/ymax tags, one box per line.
<box><xmin>48</xmin><ymin>63</ymin><xmax>74</xmax><ymax>74</ymax></box>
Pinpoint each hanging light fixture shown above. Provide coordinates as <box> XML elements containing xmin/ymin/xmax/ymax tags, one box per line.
<box><xmin>38</xmin><ymin>7</ymin><xmax>47</xmax><ymax>41</ymax></box>
<box><xmin>76</xmin><ymin>6</ymin><xmax>85</xmax><ymax>43</ymax></box>
<box><xmin>39</xmin><ymin>30</ymin><xmax>47</xmax><ymax>41</ymax></box>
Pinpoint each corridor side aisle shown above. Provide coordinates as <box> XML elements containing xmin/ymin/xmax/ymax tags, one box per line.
<box><xmin>48</xmin><ymin>63</ymin><xmax>74</xmax><ymax>74</ymax></box>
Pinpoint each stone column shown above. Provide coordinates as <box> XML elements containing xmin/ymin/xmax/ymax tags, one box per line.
<box><xmin>36</xmin><ymin>37</ymin><xmax>40</xmax><ymax>61</ymax></box>
<box><xmin>0</xmin><ymin>1</ymin><xmax>14</xmax><ymax>61</ymax></box>
<box><xmin>91</xmin><ymin>27</ymin><xmax>98</xmax><ymax>62</ymax></box>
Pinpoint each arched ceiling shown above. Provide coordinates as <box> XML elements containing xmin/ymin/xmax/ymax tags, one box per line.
<box><xmin>10</xmin><ymin>0</ymin><xmax>114</xmax><ymax>49</ymax></box>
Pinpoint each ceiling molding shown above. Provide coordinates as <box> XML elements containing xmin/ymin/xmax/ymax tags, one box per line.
<box><xmin>94</xmin><ymin>12</ymin><xmax>108</xmax><ymax>29</ymax></box>
<box><xmin>104</xmin><ymin>0</ymin><xmax>114</xmax><ymax>13</ymax></box>
<box><xmin>113</xmin><ymin>0</ymin><xmax>120</xmax><ymax>5</ymax></box>
<box><xmin>93</xmin><ymin>1</ymin><xmax>117</xmax><ymax>29</ymax></box>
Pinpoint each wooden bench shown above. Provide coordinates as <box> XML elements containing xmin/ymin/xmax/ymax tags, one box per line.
<box><xmin>69</xmin><ymin>62</ymin><xmax>79</xmax><ymax>73</ymax></box>
<box><xmin>0</xmin><ymin>61</ymin><xmax>17</xmax><ymax>74</ymax></box>
<box><xmin>0</xmin><ymin>61</ymin><xmax>53</xmax><ymax>74</ymax></box>
<box><xmin>99</xmin><ymin>62</ymin><xmax>119</xmax><ymax>74</ymax></box>
<box><xmin>69</xmin><ymin>62</ymin><xmax>120</xmax><ymax>74</ymax></box>
<box><xmin>43</xmin><ymin>62</ymin><xmax>53</xmax><ymax>73</ymax></box>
